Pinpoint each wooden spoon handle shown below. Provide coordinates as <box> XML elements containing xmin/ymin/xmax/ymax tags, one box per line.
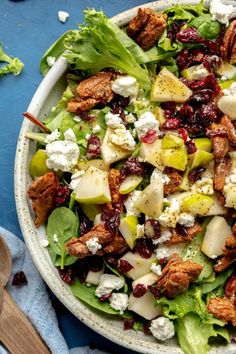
<box><xmin>0</xmin><ymin>289</ymin><xmax>50</xmax><ymax>354</ymax></box>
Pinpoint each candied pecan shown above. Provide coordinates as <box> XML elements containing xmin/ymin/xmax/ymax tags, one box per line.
<box><xmin>225</xmin><ymin>274</ymin><xmax>236</xmax><ymax>299</ymax></box>
<box><xmin>127</xmin><ymin>8</ymin><xmax>167</xmax><ymax>51</ymax></box>
<box><xmin>108</xmin><ymin>169</ymin><xmax>123</xmax><ymax>207</ymax></box>
<box><xmin>67</xmin><ymin>72</ymin><xmax>115</xmax><ymax>113</ymax></box>
<box><xmin>208</xmin><ymin>297</ymin><xmax>236</xmax><ymax>326</ymax></box>
<box><xmin>214</xmin><ymin>233</ymin><xmax>236</xmax><ymax>272</ymax></box>
<box><xmin>156</xmin><ymin>254</ymin><xmax>203</xmax><ymax>298</ymax></box>
<box><xmin>164</xmin><ymin>171</ymin><xmax>182</xmax><ymax>195</ymax></box>
<box><xmin>210</xmin><ymin>122</ymin><xmax>229</xmax><ymax>162</ymax></box>
<box><xmin>214</xmin><ymin>156</ymin><xmax>232</xmax><ymax>192</ymax></box>
<box><xmin>221</xmin><ymin>115</ymin><xmax>236</xmax><ymax>146</ymax></box>
<box><xmin>221</xmin><ymin>20</ymin><xmax>236</xmax><ymax>64</ymax></box>
<box><xmin>27</xmin><ymin>172</ymin><xmax>59</xmax><ymax>227</ymax></box>
<box><xmin>166</xmin><ymin>222</ymin><xmax>202</xmax><ymax>245</ymax></box>
<box><xmin>103</xmin><ymin>233</ymin><xmax>127</xmax><ymax>254</ymax></box>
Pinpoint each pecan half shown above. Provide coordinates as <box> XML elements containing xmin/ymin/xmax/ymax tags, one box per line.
<box><xmin>208</xmin><ymin>297</ymin><xmax>236</xmax><ymax>326</ymax></box>
<box><xmin>166</xmin><ymin>222</ymin><xmax>202</xmax><ymax>245</ymax></box>
<box><xmin>27</xmin><ymin>172</ymin><xmax>59</xmax><ymax>227</ymax></box>
<box><xmin>214</xmin><ymin>233</ymin><xmax>236</xmax><ymax>272</ymax></box>
<box><xmin>225</xmin><ymin>274</ymin><xmax>236</xmax><ymax>300</ymax></box>
<box><xmin>127</xmin><ymin>8</ymin><xmax>167</xmax><ymax>51</ymax></box>
<box><xmin>221</xmin><ymin>20</ymin><xmax>236</xmax><ymax>64</ymax></box>
<box><xmin>214</xmin><ymin>156</ymin><xmax>232</xmax><ymax>192</ymax></box>
<box><xmin>108</xmin><ymin>169</ymin><xmax>123</xmax><ymax>209</ymax></box>
<box><xmin>156</xmin><ymin>254</ymin><xmax>203</xmax><ymax>298</ymax></box>
<box><xmin>164</xmin><ymin>171</ymin><xmax>182</xmax><ymax>196</ymax></box>
<box><xmin>103</xmin><ymin>233</ymin><xmax>127</xmax><ymax>254</ymax></box>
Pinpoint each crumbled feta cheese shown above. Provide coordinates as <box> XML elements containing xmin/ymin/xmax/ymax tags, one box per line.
<box><xmin>86</xmin><ymin>237</ymin><xmax>102</xmax><ymax>255</ymax></box>
<box><xmin>224</xmin><ymin>170</ymin><xmax>236</xmax><ymax>208</ymax></box>
<box><xmin>46</xmin><ymin>140</ymin><xmax>80</xmax><ymax>172</ymax></box>
<box><xmin>207</xmin><ymin>0</ymin><xmax>236</xmax><ymax>25</ymax></box>
<box><xmin>230</xmin><ymin>174</ymin><xmax>236</xmax><ymax>184</ymax></box>
<box><xmin>45</xmin><ymin>129</ymin><xmax>60</xmax><ymax>143</ymax></box>
<box><xmin>73</xmin><ymin>115</ymin><xmax>82</xmax><ymax>123</ymax></box>
<box><xmin>109</xmin><ymin>293</ymin><xmax>129</xmax><ymax>314</ymax></box>
<box><xmin>158</xmin><ymin>199</ymin><xmax>180</xmax><ymax>228</ymax></box>
<box><xmin>53</xmin><ymin>234</ymin><xmax>59</xmax><ymax>243</ymax></box>
<box><xmin>92</xmin><ymin>124</ymin><xmax>101</xmax><ymax>134</ymax></box>
<box><xmin>134</xmin><ymin>111</ymin><xmax>160</xmax><ymax>139</ymax></box>
<box><xmin>150</xmin><ymin>263</ymin><xmax>162</xmax><ymax>276</ymax></box>
<box><xmin>195</xmin><ymin>177</ymin><xmax>214</xmax><ymax>195</ymax></box>
<box><xmin>153</xmin><ymin>229</ymin><xmax>172</xmax><ymax>245</ymax></box>
<box><xmin>64</xmin><ymin>128</ymin><xmax>76</xmax><ymax>142</ymax></box>
<box><xmin>95</xmin><ymin>274</ymin><xmax>125</xmax><ymax>298</ymax></box>
<box><xmin>105</xmin><ymin>111</ymin><xmax>123</xmax><ymax>129</ymax></box>
<box><xmin>85</xmin><ymin>133</ymin><xmax>91</xmax><ymax>140</ymax></box>
<box><xmin>41</xmin><ymin>239</ymin><xmax>49</xmax><ymax>248</ymax></box>
<box><xmin>69</xmin><ymin>170</ymin><xmax>85</xmax><ymax>190</ymax></box>
<box><xmin>136</xmin><ymin>224</ymin><xmax>145</xmax><ymax>238</ymax></box>
<box><xmin>150</xmin><ymin>168</ymin><xmax>170</xmax><ymax>185</ymax></box>
<box><xmin>155</xmin><ymin>246</ymin><xmax>170</xmax><ymax>260</ymax></box>
<box><xmin>111</xmin><ymin>76</ymin><xmax>138</xmax><ymax>102</ymax></box>
<box><xmin>110</xmin><ymin>125</ymin><xmax>136</xmax><ymax>151</ymax></box>
<box><xmin>150</xmin><ymin>317</ymin><xmax>175</xmax><ymax>341</ymax></box>
<box><xmin>177</xmin><ymin>213</ymin><xmax>195</xmax><ymax>228</ymax></box>
<box><xmin>124</xmin><ymin>190</ymin><xmax>142</xmax><ymax>217</ymax></box>
<box><xmin>58</xmin><ymin>10</ymin><xmax>70</xmax><ymax>23</ymax></box>
<box><xmin>46</xmin><ymin>56</ymin><xmax>56</xmax><ymax>67</ymax></box>
<box><xmin>125</xmin><ymin>113</ymin><xmax>136</xmax><ymax>124</ymax></box>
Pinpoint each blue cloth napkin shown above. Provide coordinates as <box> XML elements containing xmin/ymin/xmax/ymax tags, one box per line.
<box><xmin>0</xmin><ymin>227</ymin><xmax>107</xmax><ymax>354</ymax></box>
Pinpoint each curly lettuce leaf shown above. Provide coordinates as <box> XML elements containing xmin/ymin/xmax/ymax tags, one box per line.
<box><xmin>200</xmin><ymin>267</ymin><xmax>234</xmax><ymax>295</ymax></box>
<box><xmin>0</xmin><ymin>44</ymin><xmax>24</xmax><ymax>77</ymax></box>
<box><xmin>64</xmin><ymin>9</ymin><xmax>150</xmax><ymax>89</ymax></box>
<box><xmin>190</xmin><ymin>14</ymin><xmax>221</xmax><ymax>40</ymax></box>
<box><xmin>165</xmin><ymin>0</ymin><xmax>207</xmax><ymax>24</ymax></box>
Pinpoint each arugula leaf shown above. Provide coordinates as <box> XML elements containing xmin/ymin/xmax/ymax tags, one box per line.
<box><xmin>0</xmin><ymin>44</ymin><xmax>24</xmax><ymax>77</ymax></box>
<box><xmin>47</xmin><ymin>207</ymin><xmax>79</xmax><ymax>269</ymax></box>
<box><xmin>190</xmin><ymin>14</ymin><xmax>221</xmax><ymax>40</ymax></box>
<box><xmin>64</xmin><ymin>9</ymin><xmax>150</xmax><ymax>89</ymax></box>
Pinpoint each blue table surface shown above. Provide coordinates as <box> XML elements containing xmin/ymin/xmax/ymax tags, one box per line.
<box><xmin>0</xmin><ymin>0</ymin><xmax>151</xmax><ymax>353</ymax></box>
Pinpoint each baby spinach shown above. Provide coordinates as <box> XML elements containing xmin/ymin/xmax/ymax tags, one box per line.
<box><xmin>47</xmin><ymin>207</ymin><xmax>79</xmax><ymax>269</ymax></box>
<box><xmin>190</xmin><ymin>14</ymin><xmax>221</xmax><ymax>40</ymax></box>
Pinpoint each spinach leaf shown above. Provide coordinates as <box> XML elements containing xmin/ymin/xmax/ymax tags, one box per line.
<box><xmin>190</xmin><ymin>14</ymin><xmax>221</xmax><ymax>40</ymax></box>
<box><xmin>47</xmin><ymin>207</ymin><xmax>79</xmax><ymax>269</ymax></box>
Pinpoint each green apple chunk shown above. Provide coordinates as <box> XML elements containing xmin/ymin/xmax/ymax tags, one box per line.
<box><xmin>119</xmin><ymin>252</ymin><xmax>156</xmax><ymax>280</ymax></box>
<box><xmin>128</xmin><ymin>291</ymin><xmax>163</xmax><ymax>320</ymax></box>
<box><xmin>75</xmin><ymin>166</ymin><xmax>111</xmax><ymax>204</ymax></box>
<box><xmin>119</xmin><ymin>216</ymin><xmax>138</xmax><ymax>249</ymax></box>
<box><xmin>150</xmin><ymin>68</ymin><xmax>192</xmax><ymax>103</ymax></box>
<box><xmin>181</xmin><ymin>64</ymin><xmax>209</xmax><ymax>80</ymax></box>
<box><xmin>162</xmin><ymin>133</ymin><xmax>184</xmax><ymax>149</ymax></box>
<box><xmin>29</xmin><ymin>149</ymin><xmax>50</xmax><ymax>178</ymax></box>
<box><xmin>134</xmin><ymin>181</ymin><xmax>163</xmax><ymax>219</ymax></box>
<box><xmin>132</xmin><ymin>273</ymin><xmax>158</xmax><ymax>288</ymax></box>
<box><xmin>77</xmin><ymin>159</ymin><xmax>109</xmax><ymax>171</ymax></box>
<box><xmin>119</xmin><ymin>175</ymin><xmax>143</xmax><ymax>195</ymax></box>
<box><xmin>140</xmin><ymin>138</ymin><xmax>164</xmax><ymax>170</ymax></box>
<box><xmin>161</xmin><ymin>146</ymin><xmax>188</xmax><ymax>171</ymax></box>
<box><xmin>101</xmin><ymin>128</ymin><xmax>131</xmax><ymax>165</ymax></box>
<box><xmin>179</xmin><ymin>166</ymin><xmax>191</xmax><ymax>191</ymax></box>
<box><xmin>206</xmin><ymin>194</ymin><xmax>227</xmax><ymax>216</ymax></box>
<box><xmin>189</xmin><ymin>150</ymin><xmax>214</xmax><ymax>169</ymax></box>
<box><xmin>216</xmin><ymin>62</ymin><xmax>236</xmax><ymax>80</ymax></box>
<box><xmin>85</xmin><ymin>268</ymin><xmax>104</xmax><ymax>286</ymax></box>
<box><xmin>155</xmin><ymin>107</ymin><xmax>166</xmax><ymax>124</ymax></box>
<box><xmin>182</xmin><ymin>193</ymin><xmax>214</xmax><ymax>216</ymax></box>
<box><xmin>80</xmin><ymin>204</ymin><xmax>101</xmax><ymax>221</ymax></box>
<box><xmin>194</xmin><ymin>138</ymin><xmax>212</xmax><ymax>152</ymax></box>
<box><xmin>217</xmin><ymin>96</ymin><xmax>236</xmax><ymax>120</ymax></box>
<box><xmin>201</xmin><ymin>216</ymin><xmax>231</xmax><ymax>258</ymax></box>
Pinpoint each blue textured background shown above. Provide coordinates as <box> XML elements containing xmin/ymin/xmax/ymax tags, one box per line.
<box><xmin>0</xmin><ymin>0</ymin><xmax>150</xmax><ymax>352</ymax></box>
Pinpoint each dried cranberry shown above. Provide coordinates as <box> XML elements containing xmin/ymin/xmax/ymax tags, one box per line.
<box><xmin>206</xmin><ymin>128</ymin><xmax>228</xmax><ymax>138</ymax></box>
<box><xmin>178</xmin><ymin>128</ymin><xmax>188</xmax><ymax>143</ymax></box>
<box><xmin>177</xmin><ymin>48</ymin><xmax>193</xmax><ymax>70</ymax></box>
<box><xmin>86</xmin><ymin>135</ymin><xmax>101</xmax><ymax>159</ymax></box>
<box><xmin>118</xmin><ymin>259</ymin><xmax>134</xmax><ymax>273</ymax></box>
<box><xmin>160</xmin><ymin>102</ymin><xmax>177</xmax><ymax>118</ymax></box>
<box><xmin>105</xmin><ymin>255</ymin><xmax>119</xmax><ymax>268</ymax></box>
<box><xmin>144</xmin><ymin>219</ymin><xmax>161</xmax><ymax>240</ymax></box>
<box><xmin>163</xmin><ymin>118</ymin><xmax>181</xmax><ymax>130</ymax></box>
<box><xmin>12</xmin><ymin>271</ymin><xmax>28</xmax><ymax>286</ymax></box>
<box><xmin>78</xmin><ymin>111</ymin><xmax>95</xmax><ymax>122</ymax></box>
<box><xmin>176</xmin><ymin>223</ymin><xmax>189</xmax><ymax>238</ymax></box>
<box><xmin>55</xmin><ymin>185</ymin><xmax>70</xmax><ymax>204</ymax></box>
<box><xmin>133</xmin><ymin>283</ymin><xmax>147</xmax><ymax>297</ymax></box>
<box><xmin>123</xmin><ymin>318</ymin><xmax>135</xmax><ymax>330</ymax></box>
<box><xmin>204</xmin><ymin>39</ymin><xmax>220</xmax><ymax>56</ymax></box>
<box><xmin>159</xmin><ymin>258</ymin><xmax>167</xmax><ymax>266</ymax></box>
<box><xmin>191</xmin><ymin>49</ymin><xmax>205</xmax><ymax>62</ymax></box>
<box><xmin>143</xmin><ymin>320</ymin><xmax>152</xmax><ymax>335</ymax></box>
<box><xmin>110</xmin><ymin>95</ymin><xmax>130</xmax><ymax>121</ymax></box>
<box><xmin>89</xmin><ymin>256</ymin><xmax>104</xmax><ymax>272</ymax></box>
<box><xmin>190</xmin><ymin>90</ymin><xmax>212</xmax><ymax>104</ymax></box>
<box><xmin>140</xmin><ymin>130</ymin><xmax>158</xmax><ymax>144</ymax></box>
<box><xmin>231</xmin><ymin>337</ymin><xmax>236</xmax><ymax>344</ymax></box>
<box><xmin>183</xmin><ymin>74</ymin><xmax>220</xmax><ymax>94</ymax></box>
<box><xmin>148</xmin><ymin>285</ymin><xmax>161</xmax><ymax>299</ymax></box>
<box><xmin>179</xmin><ymin>105</ymin><xmax>194</xmax><ymax>123</ymax></box>
<box><xmin>134</xmin><ymin>238</ymin><xmax>154</xmax><ymax>259</ymax></box>
<box><xmin>188</xmin><ymin>166</ymin><xmax>206</xmax><ymax>183</ymax></box>
<box><xmin>197</xmin><ymin>102</ymin><xmax>220</xmax><ymax>125</ymax></box>
<box><xmin>99</xmin><ymin>293</ymin><xmax>112</xmax><ymax>302</ymax></box>
<box><xmin>167</xmin><ymin>22</ymin><xmax>183</xmax><ymax>42</ymax></box>
<box><xmin>58</xmin><ymin>267</ymin><xmax>75</xmax><ymax>285</ymax></box>
<box><xmin>185</xmin><ymin>140</ymin><xmax>197</xmax><ymax>154</ymax></box>
<box><xmin>202</xmin><ymin>55</ymin><xmax>221</xmax><ymax>72</ymax></box>
<box><xmin>101</xmin><ymin>207</ymin><xmax>120</xmax><ymax>232</ymax></box>
<box><xmin>120</xmin><ymin>157</ymin><xmax>145</xmax><ymax>177</ymax></box>
<box><xmin>177</xmin><ymin>27</ymin><xmax>204</xmax><ymax>43</ymax></box>
<box><xmin>79</xmin><ymin>214</ymin><xmax>93</xmax><ymax>236</ymax></box>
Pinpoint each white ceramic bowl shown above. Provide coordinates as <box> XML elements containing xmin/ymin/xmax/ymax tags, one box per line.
<box><xmin>15</xmin><ymin>1</ymin><xmax>235</xmax><ymax>353</ymax></box>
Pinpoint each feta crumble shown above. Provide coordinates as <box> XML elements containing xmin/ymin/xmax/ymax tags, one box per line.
<box><xmin>45</xmin><ymin>129</ymin><xmax>60</xmax><ymax>143</ymax></box>
<box><xmin>46</xmin><ymin>56</ymin><xmax>56</xmax><ymax>67</ymax></box>
<box><xmin>85</xmin><ymin>133</ymin><xmax>91</xmax><ymax>140</ymax></box>
<box><xmin>125</xmin><ymin>113</ymin><xmax>136</xmax><ymax>124</ymax></box>
<box><xmin>158</xmin><ymin>199</ymin><xmax>180</xmax><ymax>228</ymax></box>
<box><xmin>134</xmin><ymin>111</ymin><xmax>160</xmax><ymax>139</ymax></box>
<box><xmin>152</xmin><ymin>229</ymin><xmax>172</xmax><ymax>245</ymax></box>
<box><xmin>150</xmin><ymin>317</ymin><xmax>175</xmax><ymax>341</ymax></box>
<box><xmin>86</xmin><ymin>237</ymin><xmax>102</xmax><ymax>255</ymax></box>
<box><xmin>206</xmin><ymin>0</ymin><xmax>236</xmax><ymax>25</ymax></box>
<box><xmin>124</xmin><ymin>190</ymin><xmax>142</xmax><ymax>217</ymax></box>
<box><xmin>64</xmin><ymin>128</ymin><xmax>76</xmax><ymax>142</ymax></box>
<box><xmin>95</xmin><ymin>274</ymin><xmax>125</xmax><ymax>298</ymax></box>
<box><xmin>69</xmin><ymin>170</ymin><xmax>85</xmax><ymax>190</ymax></box>
<box><xmin>195</xmin><ymin>177</ymin><xmax>214</xmax><ymax>195</ymax></box>
<box><xmin>92</xmin><ymin>124</ymin><xmax>101</xmax><ymax>134</ymax></box>
<box><xmin>150</xmin><ymin>263</ymin><xmax>162</xmax><ymax>276</ymax></box>
<box><xmin>150</xmin><ymin>168</ymin><xmax>170</xmax><ymax>185</ymax></box>
<box><xmin>58</xmin><ymin>11</ymin><xmax>70</xmax><ymax>23</ymax></box>
<box><xmin>177</xmin><ymin>213</ymin><xmax>195</xmax><ymax>228</ymax></box>
<box><xmin>105</xmin><ymin>111</ymin><xmax>123</xmax><ymax>129</ymax></box>
<box><xmin>110</xmin><ymin>125</ymin><xmax>136</xmax><ymax>151</ymax></box>
<box><xmin>73</xmin><ymin>116</ymin><xmax>82</xmax><ymax>123</ymax></box>
<box><xmin>46</xmin><ymin>140</ymin><xmax>80</xmax><ymax>172</ymax></box>
<box><xmin>111</xmin><ymin>76</ymin><xmax>138</xmax><ymax>102</ymax></box>
<box><xmin>109</xmin><ymin>293</ymin><xmax>129</xmax><ymax>314</ymax></box>
<box><xmin>224</xmin><ymin>170</ymin><xmax>236</xmax><ymax>208</ymax></box>
<box><xmin>155</xmin><ymin>246</ymin><xmax>170</xmax><ymax>260</ymax></box>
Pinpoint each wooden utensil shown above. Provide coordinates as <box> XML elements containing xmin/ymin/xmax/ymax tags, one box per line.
<box><xmin>0</xmin><ymin>235</ymin><xmax>50</xmax><ymax>354</ymax></box>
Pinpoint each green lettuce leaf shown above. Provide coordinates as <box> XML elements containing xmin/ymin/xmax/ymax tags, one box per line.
<box><xmin>165</xmin><ymin>1</ymin><xmax>207</xmax><ymax>24</ymax></box>
<box><xmin>64</xmin><ymin>9</ymin><xmax>150</xmax><ymax>89</ymax></box>
<box><xmin>190</xmin><ymin>14</ymin><xmax>221</xmax><ymax>40</ymax></box>
<box><xmin>0</xmin><ymin>44</ymin><xmax>24</xmax><ymax>77</ymax></box>
<box><xmin>200</xmin><ymin>267</ymin><xmax>234</xmax><ymax>294</ymax></box>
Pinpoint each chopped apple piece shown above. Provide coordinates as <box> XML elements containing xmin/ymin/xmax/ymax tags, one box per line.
<box><xmin>179</xmin><ymin>166</ymin><xmax>191</xmax><ymax>191</ymax></box>
<box><xmin>77</xmin><ymin>159</ymin><xmax>109</xmax><ymax>171</ymax></box>
<box><xmin>155</xmin><ymin>107</ymin><xmax>166</xmax><ymax>124</ymax></box>
<box><xmin>181</xmin><ymin>64</ymin><xmax>209</xmax><ymax>80</ymax></box>
<box><xmin>101</xmin><ymin>128</ymin><xmax>131</xmax><ymax>165</ymax></box>
<box><xmin>85</xmin><ymin>268</ymin><xmax>104</xmax><ymax>286</ymax></box>
<box><xmin>119</xmin><ymin>216</ymin><xmax>138</xmax><ymax>249</ymax></box>
<box><xmin>119</xmin><ymin>175</ymin><xmax>143</xmax><ymax>194</ymax></box>
<box><xmin>128</xmin><ymin>292</ymin><xmax>163</xmax><ymax>320</ymax></box>
<box><xmin>194</xmin><ymin>138</ymin><xmax>212</xmax><ymax>152</ymax></box>
<box><xmin>206</xmin><ymin>194</ymin><xmax>227</xmax><ymax>216</ymax></box>
<box><xmin>218</xmin><ymin>96</ymin><xmax>236</xmax><ymax>120</ymax></box>
<box><xmin>150</xmin><ymin>68</ymin><xmax>192</xmax><ymax>103</ymax></box>
<box><xmin>29</xmin><ymin>149</ymin><xmax>50</xmax><ymax>178</ymax></box>
<box><xmin>161</xmin><ymin>146</ymin><xmax>188</xmax><ymax>171</ymax></box>
<box><xmin>201</xmin><ymin>216</ymin><xmax>231</xmax><ymax>258</ymax></box>
<box><xmin>119</xmin><ymin>252</ymin><xmax>156</xmax><ymax>280</ymax></box>
<box><xmin>216</xmin><ymin>62</ymin><xmax>236</xmax><ymax>79</ymax></box>
<box><xmin>132</xmin><ymin>272</ymin><xmax>158</xmax><ymax>289</ymax></box>
<box><xmin>189</xmin><ymin>150</ymin><xmax>214</xmax><ymax>169</ymax></box>
<box><xmin>75</xmin><ymin>166</ymin><xmax>111</xmax><ymax>204</ymax></box>
<box><xmin>162</xmin><ymin>133</ymin><xmax>184</xmax><ymax>149</ymax></box>
<box><xmin>134</xmin><ymin>181</ymin><xmax>163</xmax><ymax>219</ymax></box>
<box><xmin>182</xmin><ymin>193</ymin><xmax>214</xmax><ymax>216</ymax></box>
<box><xmin>140</xmin><ymin>139</ymin><xmax>164</xmax><ymax>170</ymax></box>
<box><xmin>80</xmin><ymin>204</ymin><xmax>101</xmax><ymax>221</ymax></box>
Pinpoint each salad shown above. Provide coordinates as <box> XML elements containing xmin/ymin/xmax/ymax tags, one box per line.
<box><xmin>25</xmin><ymin>1</ymin><xmax>236</xmax><ymax>353</ymax></box>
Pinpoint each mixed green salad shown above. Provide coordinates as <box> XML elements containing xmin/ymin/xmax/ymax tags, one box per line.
<box><xmin>26</xmin><ymin>1</ymin><xmax>236</xmax><ymax>353</ymax></box>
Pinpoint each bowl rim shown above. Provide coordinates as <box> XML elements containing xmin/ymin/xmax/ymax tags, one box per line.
<box><xmin>14</xmin><ymin>1</ymin><xmax>234</xmax><ymax>353</ymax></box>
